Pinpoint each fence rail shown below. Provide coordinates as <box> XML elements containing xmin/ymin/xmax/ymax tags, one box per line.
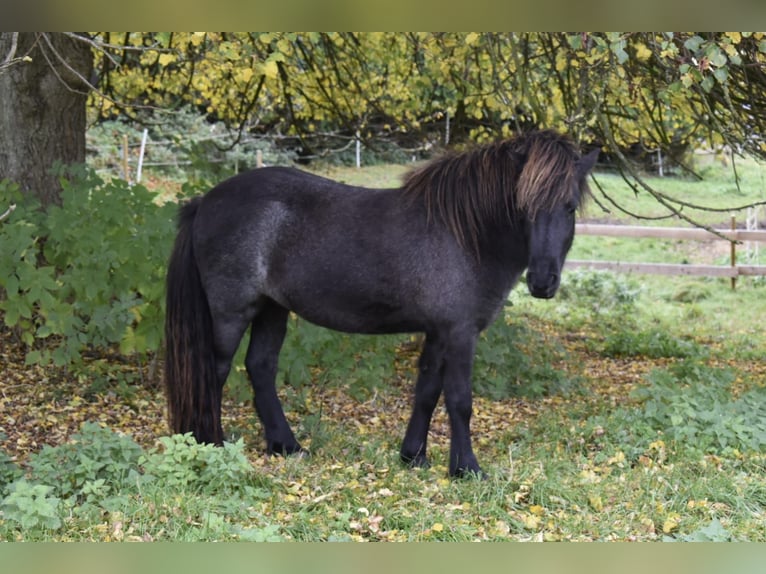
<box><xmin>574</xmin><ymin>223</ymin><xmax>766</xmax><ymax>243</ymax></box>
<box><xmin>567</xmin><ymin>222</ymin><xmax>766</xmax><ymax>285</ymax></box>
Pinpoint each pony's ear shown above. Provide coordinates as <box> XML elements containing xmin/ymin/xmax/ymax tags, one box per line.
<box><xmin>576</xmin><ymin>148</ymin><xmax>599</xmax><ymax>178</ymax></box>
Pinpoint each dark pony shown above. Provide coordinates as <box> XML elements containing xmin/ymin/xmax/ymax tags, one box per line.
<box><xmin>165</xmin><ymin>129</ymin><xmax>598</xmax><ymax>477</ymax></box>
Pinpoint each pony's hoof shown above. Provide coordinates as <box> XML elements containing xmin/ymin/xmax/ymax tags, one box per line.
<box><xmin>400</xmin><ymin>452</ymin><xmax>430</xmax><ymax>469</ymax></box>
<box><xmin>267</xmin><ymin>441</ymin><xmax>305</xmax><ymax>457</ymax></box>
<box><xmin>450</xmin><ymin>467</ymin><xmax>487</xmax><ymax>480</ymax></box>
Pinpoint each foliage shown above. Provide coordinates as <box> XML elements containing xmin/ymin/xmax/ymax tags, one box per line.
<box><xmin>0</xmin><ymin>167</ymin><xmax>181</xmax><ymax>369</ymax></box>
<box><xmin>557</xmin><ymin>268</ymin><xmax>641</xmax><ymax>312</ymax></box>
<box><xmin>0</xmin><ymin>435</ymin><xmax>22</xmax><ymax>491</ymax></box>
<box><xmin>631</xmin><ymin>362</ymin><xmax>766</xmax><ymax>452</ymax></box>
<box><xmin>665</xmin><ymin>518</ymin><xmax>734</xmax><ymax>542</ymax></box>
<box><xmin>1</xmin><ymin>480</ymin><xmax>62</xmax><ymax>532</ymax></box>
<box><xmin>600</xmin><ymin>328</ymin><xmax>705</xmax><ymax>359</ymax></box>
<box><xmin>277</xmin><ymin>317</ymin><xmax>400</xmax><ymax>400</ymax></box>
<box><xmin>0</xmin><ymin>425</ymin><xmax>281</xmax><ymax>541</ymax></box>
<box><xmin>139</xmin><ymin>434</ymin><xmax>254</xmax><ymax>494</ymax></box>
<box><xmin>551</xmin><ymin>268</ymin><xmax>641</xmax><ymax>329</ymax></box>
<box><xmin>87</xmin><ymin>33</ymin><xmax>766</xmax><ymax>158</ymax></box>
<box><xmin>473</xmin><ymin>311</ymin><xmax>578</xmax><ymax>399</ymax></box>
<box><xmin>225</xmin><ymin>310</ymin><xmax>578</xmax><ymax>405</ymax></box>
<box><xmin>86</xmin><ymin>107</ymin><xmax>298</xmax><ymax>182</ymax></box>
<box><xmin>26</xmin><ymin>422</ymin><xmax>143</xmax><ymax>500</ymax></box>
<box><xmin>79</xmin><ymin>31</ymin><xmax>766</xmax><ymax>228</ymax></box>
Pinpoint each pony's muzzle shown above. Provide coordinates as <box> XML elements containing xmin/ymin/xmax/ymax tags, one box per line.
<box><xmin>526</xmin><ymin>270</ymin><xmax>560</xmax><ymax>299</ymax></box>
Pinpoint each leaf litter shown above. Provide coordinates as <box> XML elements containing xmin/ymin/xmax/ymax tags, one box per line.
<box><xmin>2</xmin><ymin>319</ymin><xmax>765</xmax><ymax>541</ymax></box>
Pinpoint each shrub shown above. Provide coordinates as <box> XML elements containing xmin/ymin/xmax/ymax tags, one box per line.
<box><xmin>473</xmin><ymin>310</ymin><xmax>578</xmax><ymax>399</ymax></box>
<box><xmin>632</xmin><ymin>361</ymin><xmax>766</xmax><ymax>453</ymax></box>
<box><xmin>86</xmin><ymin>109</ymin><xmax>297</xmax><ymax>182</ymax></box>
<box><xmin>556</xmin><ymin>268</ymin><xmax>641</xmax><ymax>314</ymax></box>
<box><xmin>139</xmin><ymin>434</ymin><xmax>254</xmax><ymax>494</ymax></box>
<box><xmin>1</xmin><ymin>480</ymin><xmax>62</xmax><ymax>532</ymax></box>
<box><xmin>0</xmin><ymin>167</ymin><xmax>183</xmax><ymax>369</ymax></box>
<box><xmin>600</xmin><ymin>328</ymin><xmax>705</xmax><ymax>359</ymax></box>
<box><xmin>0</xmin><ymin>437</ymin><xmax>22</xmax><ymax>493</ymax></box>
<box><xmin>26</xmin><ymin>422</ymin><xmax>143</xmax><ymax>500</ymax></box>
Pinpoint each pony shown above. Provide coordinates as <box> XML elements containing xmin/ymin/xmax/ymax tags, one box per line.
<box><xmin>164</xmin><ymin>129</ymin><xmax>598</xmax><ymax>477</ymax></box>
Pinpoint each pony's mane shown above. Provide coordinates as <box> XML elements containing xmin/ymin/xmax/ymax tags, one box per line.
<box><xmin>401</xmin><ymin>129</ymin><xmax>588</xmax><ymax>252</ymax></box>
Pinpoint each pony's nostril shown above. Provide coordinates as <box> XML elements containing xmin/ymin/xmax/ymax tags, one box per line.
<box><xmin>527</xmin><ymin>271</ymin><xmax>560</xmax><ymax>299</ymax></box>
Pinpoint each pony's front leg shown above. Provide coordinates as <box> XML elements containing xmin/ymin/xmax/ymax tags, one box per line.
<box><xmin>401</xmin><ymin>333</ymin><xmax>445</xmax><ymax>468</ymax></box>
<box><xmin>442</xmin><ymin>330</ymin><xmax>482</xmax><ymax>478</ymax></box>
<box><xmin>246</xmin><ymin>303</ymin><xmax>303</xmax><ymax>456</ymax></box>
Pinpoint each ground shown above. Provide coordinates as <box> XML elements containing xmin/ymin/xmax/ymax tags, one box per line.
<box><xmin>0</xmin><ymin>320</ymin><xmax>660</xmax><ymax>466</ymax></box>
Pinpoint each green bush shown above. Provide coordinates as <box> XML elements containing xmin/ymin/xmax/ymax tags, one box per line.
<box><xmin>26</xmin><ymin>422</ymin><xmax>143</xmax><ymax>500</ymax></box>
<box><xmin>0</xmin><ymin>167</ymin><xmax>182</xmax><ymax>369</ymax></box>
<box><xmin>473</xmin><ymin>310</ymin><xmax>578</xmax><ymax>399</ymax></box>
<box><xmin>556</xmin><ymin>268</ymin><xmax>641</xmax><ymax>315</ymax></box>
<box><xmin>0</xmin><ymin>436</ymin><xmax>22</xmax><ymax>492</ymax></box>
<box><xmin>600</xmin><ymin>328</ymin><xmax>705</xmax><ymax>359</ymax></box>
<box><xmin>87</xmin><ymin>109</ymin><xmax>297</xmax><ymax>182</ymax></box>
<box><xmin>632</xmin><ymin>361</ymin><xmax>766</xmax><ymax>453</ymax></box>
<box><xmin>139</xmin><ymin>434</ymin><xmax>254</xmax><ymax>494</ymax></box>
<box><xmin>1</xmin><ymin>480</ymin><xmax>62</xmax><ymax>532</ymax></box>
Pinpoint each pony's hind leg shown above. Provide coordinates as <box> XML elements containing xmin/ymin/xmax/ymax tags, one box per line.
<box><xmin>400</xmin><ymin>333</ymin><xmax>445</xmax><ymax>468</ymax></box>
<box><xmin>245</xmin><ymin>301</ymin><xmax>303</xmax><ymax>456</ymax></box>
<box><xmin>205</xmin><ymin>310</ymin><xmax>254</xmax><ymax>444</ymax></box>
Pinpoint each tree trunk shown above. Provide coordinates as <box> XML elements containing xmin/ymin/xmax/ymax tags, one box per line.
<box><xmin>0</xmin><ymin>33</ymin><xmax>92</xmax><ymax>208</ymax></box>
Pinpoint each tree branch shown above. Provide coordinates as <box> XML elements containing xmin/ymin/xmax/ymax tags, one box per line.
<box><xmin>0</xmin><ymin>32</ymin><xmax>34</xmax><ymax>74</ymax></box>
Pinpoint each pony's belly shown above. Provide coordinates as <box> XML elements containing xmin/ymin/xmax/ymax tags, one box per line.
<box><xmin>286</xmin><ymin>297</ymin><xmax>424</xmax><ymax>335</ymax></box>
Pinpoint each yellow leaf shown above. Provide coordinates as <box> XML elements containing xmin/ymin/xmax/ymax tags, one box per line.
<box><xmin>529</xmin><ymin>505</ymin><xmax>545</xmax><ymax>516</ymax></box>
<box><xmin>465</xmin><ymin>33</ymin><xmax>480</xmax><ymax>45</ymax></box>
<box><xmin>432</xmin><ymin>523</ymin><xmax>444</xmax><ymax>532</ymax></box>
<box><xmin>262</xmin><ymin>60</ymin><xmax>279</xmax><ymax>80</ymax></box>
<box><xmin>607</xmin><ymin>451</ymin><xmax>626</xmax><ymax>466</ymax></box>
<box><xmin>190</xmin><ymin>32</ymin><xmax>206</xmax><ymax>47</ymax></box>
<box><xmin>589</xmin><ymin>495</ymin><xmax>604</xmax><ymax>512</ymax></box>
<box><xmin>725</xmin><ymin>32</ymin><xmax>742</xmax><ymax>44</ymax></box>
<box><xmin>523</xmin><ymin>513</ymin><xmax>540</xmax><ymax>530</ymax></box>
<box><xmin>635</xmin><ymin>43</ymin><xmax>652</xmax><ymax>61</ymax></box>
<box><xmin>158</xmin><ymin>53</ymin><xmax>176</xmax><ymax>67</ymax></box>
<box><xmin>662</xmin><ymin>514</ymin><xmax>680</xmax><ymax>533</ymax></box>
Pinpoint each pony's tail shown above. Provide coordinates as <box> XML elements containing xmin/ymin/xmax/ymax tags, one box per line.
<box><xmin>164</xmin><ymin>198</ymin><xmax>223</xmax><ymax>444</ymax></box>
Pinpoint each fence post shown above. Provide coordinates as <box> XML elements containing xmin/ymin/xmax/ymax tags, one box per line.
<box><xmin>136</xmin><ymin>128</ymin><xmax>148</xmax><ymax>184</ymax></box>
<box><xmin>256</xmin><ymin>149</ymin><xmax>263</xmax><ymax>168</ymax></box>
<box><xmin>731</xmin><ymin>214</ymin><xmax>737</xmax><ymax>290</ymax></box>
<box><xmin>355</xmin><ymin>130</ymin><xmax>361</xmax><ymax>169</ymax></box>
<box><xmin>122</xmin><ymin>134</ymin><xmax>130</xmax><ymax>182</ymax></box>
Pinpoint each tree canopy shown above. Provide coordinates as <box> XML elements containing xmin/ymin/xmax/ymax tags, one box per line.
<box><xmin>3</xmin><ymin>32</ymin><xmax>766</xmax><ymax>220</ymax></box>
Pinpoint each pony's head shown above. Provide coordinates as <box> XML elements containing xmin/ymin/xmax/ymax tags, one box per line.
<box><xmin>401</xmin><ymin>129</ymin><xmax>598</xmax><ymax>293</ymax></box>
<box><xmin>520</xmin><ymin>137</ymin><xmax>598</xmax><ymax>298</ymax></box>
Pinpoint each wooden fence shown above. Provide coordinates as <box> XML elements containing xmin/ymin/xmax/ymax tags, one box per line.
<box><xmin>567</xmin><ymin>221</ymin><xmax>766</xmax><ymax>288</ymax></box>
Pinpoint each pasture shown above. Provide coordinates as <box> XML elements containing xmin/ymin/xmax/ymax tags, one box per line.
<box><xmin>1</xmin><ymin>155</ymin><xmax>766</xmax><ymax>541</ymax></box>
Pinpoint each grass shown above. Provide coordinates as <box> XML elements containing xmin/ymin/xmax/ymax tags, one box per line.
<box><xmin>2</xmin><ymin>156</ymin><xmax>766</xmax><ymax>542</ymax></box>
